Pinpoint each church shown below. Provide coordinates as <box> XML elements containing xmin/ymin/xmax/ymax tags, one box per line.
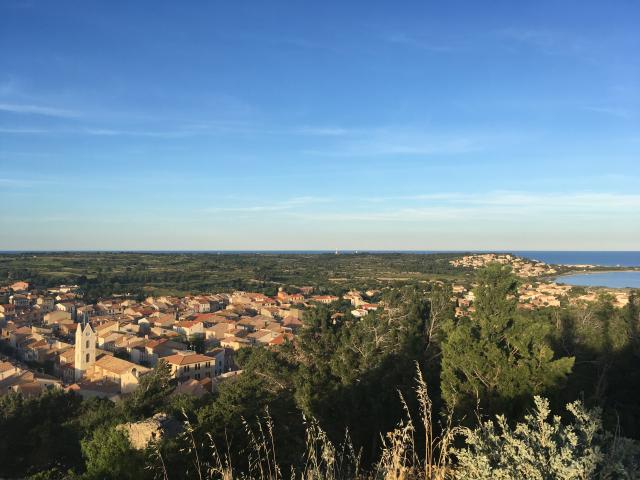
<box><xmin>72</xmin><ymin>319</ymin><xmax>149</xmax><ymax>395</ymax></box>
<box><xmin>74</xmin><ymin>321</ymin><xmax>96</xmax><ymax>381</ymax></box>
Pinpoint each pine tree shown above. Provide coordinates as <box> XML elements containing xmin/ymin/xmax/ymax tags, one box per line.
<box><xmin>441</xmin><ymin>263</ymin><xmax>574</xmax><ymax>419</ymax></box>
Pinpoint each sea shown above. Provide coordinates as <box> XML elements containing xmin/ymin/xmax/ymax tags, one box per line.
<box><xmin>554</xmin><ymin>271</ymin><xmax>640</xmax><ymax>289</ymax></box>
<box><xmin>510</xmin><ymin>251</ymin><xmax>640</xmax><ymax>267</ymax></box>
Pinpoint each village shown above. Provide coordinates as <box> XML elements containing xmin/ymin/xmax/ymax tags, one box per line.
<box><xmin>450</xmin><ymin>280</ymin><xmax>630</xmax><ymax>317</ymax></box>
<box><xmin>450</xmin><ymin>253</ymin><xmax>561</xmax><ymax>277</ymax></box>
<box><xmin>0</xmin><ymin>259</ymin><xmax>632</xmax><ymax>401</ymax></box>
<box><xmin>0</xmin><ymin>280</ymin><xmax>381</xmax><ymax>400</ymax></box>
<box><xmin>449</xmin><ymin>254</ymin><xmax>630</xmax><ymax>316</ymax></box>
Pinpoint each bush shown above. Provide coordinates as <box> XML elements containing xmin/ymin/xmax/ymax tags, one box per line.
<box><xmin>454</xmin><ymin>396</ymin><xmax>640</xmax><ymax>480</ymax></box>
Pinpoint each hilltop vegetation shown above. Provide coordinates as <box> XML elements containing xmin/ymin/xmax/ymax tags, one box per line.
<box><xmin>1</xmin><ymin>263</ymin><xmax>639</xmax><ymax>479</ymax></box>
<box><xmin>0</xmin><ymin>252</ymin><xmax>467</xmax><ymax>299</ymax></box>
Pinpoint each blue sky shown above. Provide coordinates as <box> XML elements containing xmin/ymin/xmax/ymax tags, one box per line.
<box><xmin>1</xmin><ymin>1</ymin><xmax>639</xmax><ymax>250</ymax></box>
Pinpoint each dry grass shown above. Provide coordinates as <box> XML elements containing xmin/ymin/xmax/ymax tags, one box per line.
<box><xmin>375</xmin><ymin>364</ymin><xmax>457</xmax><ymax>480</ymax></box>
<box><xmin>149</xmin><ymin>365</ymin><xmax>457</xmax><ymax>480</ymax></box>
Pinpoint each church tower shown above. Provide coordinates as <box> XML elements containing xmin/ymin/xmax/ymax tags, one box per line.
<box><xmin>74</xmin><ymin>316</ymin><xmax>96</xmax><ymax>381</ymax></box>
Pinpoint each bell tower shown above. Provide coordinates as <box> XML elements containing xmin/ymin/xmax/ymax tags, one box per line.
<box><xmin>74</xmin><ymin>315</ymin><xmax>96</xmax><ymax>381</ymax></box>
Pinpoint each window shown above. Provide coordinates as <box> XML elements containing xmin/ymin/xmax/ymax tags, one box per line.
<box><xmin>86</xmin><ymin>353</ymin><xmax>90</xmax><ymax>363</ymax></box>
<box><xmin>86</xmin><ymin>340</ymin><xmax>90</xmax><ymax>348</ymax></box>
<box><xmin>195</xmin><ymin>363</ymin><xmax>200</xmax><ymax>370</ymax></box>
<box><xmin>195</xmin><ymin>373</ymin><xmax>201</xmax><ymax>380</ymax></box>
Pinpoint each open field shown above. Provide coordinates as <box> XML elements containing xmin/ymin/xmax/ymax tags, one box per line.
<box><xmin>0</xmin><ymin>252</ymin><xmax>469</xmax><ymax>298</ymax></box>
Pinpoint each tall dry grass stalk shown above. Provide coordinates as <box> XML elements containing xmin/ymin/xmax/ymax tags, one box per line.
<box><xmin>299</xmin><ymin>417</ymin><xmax>361</xmax><ymax>479</ymax></box>
<box><xmin>148</xmin><ymin>365</ymin><xmax>455</xmax><ymax>480</ymax></box>
<box><xmin>375</xmin><ymin>364</ymin><xmax>456</xmax><ymax>480</ymax></box>
<box><xmin>147</xmin><ymin>367</ymin><xmax>640</xmax><ymax>479</ymax></box>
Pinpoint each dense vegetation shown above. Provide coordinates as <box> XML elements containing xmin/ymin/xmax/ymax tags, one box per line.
<box><xmin>0</xmin><ymin>252</ymin><xmax>467</xmax><ymax>301</ymax></box>
<box><xmin>1</xmin><ymin>260</ymin><xmax>640</xmax><ymax>478</ymax></box>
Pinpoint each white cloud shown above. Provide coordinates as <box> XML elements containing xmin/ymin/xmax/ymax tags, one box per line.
<box><xmin>203</xmin><ymin>196</ymin><xmax>334</xmax><ymax>213</ymax></box>
<box><xmin>0</xmin><ymin>127</ymin><xmax>48</xmax><ymax>134</ymax></box>
<box><xmin>582</xmin><ymin>105</ymin><xmax>634</xmax><ymax>119</ymax></box>
<box><xmin>0</xmin><ymin>177</ymin><xmax>53</xmax><ymax>188</ymax></box>
<box><xmin>302</xmin><ymin>128</ymin><xmax>498</xmax><ymax>157</ymax></box>
<box><xmin>268</xmin><ymin>191</ymin><xmax>640</xmax><ymax>224</ymax></box>
<box><xmin>293</xmin><ymin>126</ymin><xmax>352</xmax><ymax>136</ymax></box>
<box><xmin>0</xmin><ymin>103</ymin><xmax>79</xmax><ymax>118</ymax></box>
<box><xmin>495</xmin><ymin>28</ymin><xmax>600</xmax><ymax>63</ymax></box>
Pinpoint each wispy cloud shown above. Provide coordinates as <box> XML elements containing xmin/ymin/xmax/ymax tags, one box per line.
<box><xmin>0</xmin><ymin>125</ymin><xmax>233</xmax><ymax>138</ymax></box>
<box><xmin>495</xmin><ymin>28</ymin><xmax>596</xmax><ymax>61</ymax></box>
<box><xmin>293</xmin><ymin>126</ymin><xmax>352</xmax><ymax>136</ymax></box>
<box><xmin>475</xmin><ymin>191</ymin><xmax>640</xmax><ymax>210</ymax></box>
<box><xmin>0</xmin><ymin>103</ymin><xmax>80</xmax><ymax>118</ymax></box>
<box><xmin>0</xmin><ymin>177</ymin><xmax>54</xmax><ymax>188</ymax></box>
<box><xmin>498</xmin><ymin>28</ymin><xmax>560</xmax><ymax>49</ymax></box>
<box><xmin>208</xmin><ymin>191</ymin><xmax>640</xmax><ymax>224</ymax></box>
<box><xmin>0</xmin><ymin>120</ymin><xmax>357</xmax><ymax>139</ymax></box>
<box><xmin>303</xmin><ymin>128</ymin><xmax>512</xmax><ymax>157</ymax></box>
<box><xmin>80</xmin><ymin>127</ymin><xmax>200</xmax><ymax>138</ymax></box>
<box><xmin>203</xmin><ymin>196</ymin><xmax>333</xmax><ymax>214</ymax></box>
<box><xmin>0</xmin><ymin>127</ymin><xmax>49</xmax><ymax>134</ymax></box>
<box><xmin>366</xmin><ymin>191</ymin><xmax>640</xmax><ymax>211</ymax></box>
<box><xmin>582</xmin><ymin>105</ymin><xmax>634</xmax><ymax>119</ymax></box>
<box><xmin>203</xmin><ymin>205</ymin><xmax>291</xmax><ymax>213</ymax></box>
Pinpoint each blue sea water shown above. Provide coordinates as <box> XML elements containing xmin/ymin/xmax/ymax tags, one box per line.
<box><xmin>555</xmin><ymin>271</ymin><xmax>640</xmax><ymax>289</ymax></box>
<box><xmin>511</xmin><ymin>251</ymin><xmax>640</xmax><ymax>267</ymax></box>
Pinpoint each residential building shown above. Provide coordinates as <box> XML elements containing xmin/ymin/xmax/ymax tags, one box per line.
<box><xmin>163</xmin><ymin>351</ymin><xmax>220</xmax><ymax>381</ymax></box>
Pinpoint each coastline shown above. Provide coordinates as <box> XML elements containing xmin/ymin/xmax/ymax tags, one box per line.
<box><xmin>555</xmin><ymin>267</ymin><xmax>640</xmax><ymax>277</ymax></box>
<box><xmin>552</xmin><ymin>269</ymin><xmax>640</xmax><ymax>289</ymax></box>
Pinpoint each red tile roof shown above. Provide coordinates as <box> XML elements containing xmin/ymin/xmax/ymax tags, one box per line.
<box><xmin>163</xmin><ymin>353</ymin><xmax>214</xmax><ymax>366</ymax></box>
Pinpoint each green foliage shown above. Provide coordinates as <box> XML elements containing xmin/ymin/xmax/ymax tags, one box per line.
<box><xmin>121</xmin><ymin>360</ymin><xmax>174</xmax><ymax>420</ymax></box>
<box><xmin>293</xmin><ymin>289</ymin><xmax>430</xmax><ymax>461</ymax></box>
<box><xmin>80</xmin><ymin>425</ymin><xmax>147</xmax><ymax>480</ymax></box>
<box><xmin>3</xmin><ymin>255</ymin><xmax>640</xmax><ymax>478</ymax></box>
<box><xmin>455</xmin><ymin>396</ymin><xmax>640</xmax><ymax>479</ymax></box>
<box><xmin>27</xmin><ymin>468</ymin><xmax>80</xmax><ymax>480</ymax></box>
<box><xmin>441</xmin><ymin>264</ymin><xmax>574</xmax><ymax>419</ymax></box>
<box><xmin>195</xmin><ymin>357</ymin><xmax>303</xmax><ymax>471</ymax></box>
<box><xmin>145</xmin><ymin>370</ymin><xmax>640</xmax><ymax>479</ymax></box>
<box><xmin>547</xmin><ymin>289</ymin><xmax>640</xmax><ymax>438</ymax></box>
<box><xmin>0</xmin><ymin>390</ymin><xmax>82</xmax><ymax>477</ymax></box>
<box><xmin>0</xmin><ymin>251</ymin><xmax>466</xmax><ymax>299</ymax></box>
<box><xmin>187</xmin><ymin>334</ymin><xmax>205</xmax><ymax>354</ymax></box>
<box><xmin>165</xmin><ymin>392</ymin><xmax>207</xmax><ymax>420</ymax></box>
<box><xmin>72</xmin><ymin>396</ymin><xmax>122</xmax><ymax>437</ymax></box>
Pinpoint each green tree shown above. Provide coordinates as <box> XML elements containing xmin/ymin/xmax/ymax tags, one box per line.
<box><xmin>0</xmin><ymin>390</ymin><xmax>82</xmax><ymax>477</ymax></box>
<box><xmin>81</xmin><ymin>426</ymin><xmax>147</xmax><ymax>480</ymax></box>
<box><xmin>625</xmin><ymin>290</ymin><xmax>639</xmax><ymax>354</ymax></box>
<box><xmin>293</xmin><ymin>289</ymin><xmax>429</xmax><ymax>461</ymax></box>
<box><xmin>441</xmin><ymin>264</ymin><xmax>574</xmax><ymax>419</ymax></box>
<box><xmin>424</xmin><ymin>284</ymin><xmax>454</xmax><ymax>351</ymax></box>
<box><xmin>72</xmin><ymin>397</ymin><xmax>122</xmax><ymax>438</ymax></box>
<box><xmin>195</xmin><ymin>347</ymin><xmax>303</xmax><ymax>472</ymax></box>
<box><xmin>121</xmin><ymin>360</ymin><xmax>174</xmax><ymax>420</ymax></box>
<box><xmin>187</xmin><ymin>334</ymin><xmax>205</xmax><ymax>354</ymax></box>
